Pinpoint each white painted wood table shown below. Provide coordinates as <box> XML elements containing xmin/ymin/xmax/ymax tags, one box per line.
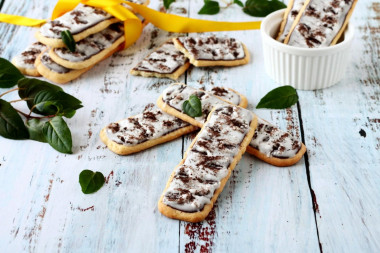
<box><xmin>0</xmin><ymin>0</ymin><xmax>379</xmax><ymax>252</ymax></box>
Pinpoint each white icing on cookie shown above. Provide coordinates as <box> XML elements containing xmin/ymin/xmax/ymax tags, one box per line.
<box><xmin>53</xmin><ymin>23</ymin><xmax>124</xmax><ymax>62</ymax></box>
<box><xmin>177</xmin><ymin>36</ymin><xmax>245</xmax><ymax>61</ymax></box>
<box><xmin>250</xmin><ymin>118</ymin><xmax>301</xmax><ymax>158</ymax></box>
<box><xmin>163</xmin><ymin>105</ymin><xmax>253</xmax><ymax>212</ymax></box>
<box><xmin>105</xmin><ymin>106</ymin><xmax>190</xmax><ymax>146</ymax></box>
<box><xmin>208</xmin><ymin>87</ymin><xmax>241</xmax><ymax>106</ymax></box>
<box><xmin>39</xmin><ymin>4</ymin><xmax>112</xmax><ymax>39</ymax></box>
<box><xmin>132</xmin><ymin>41</ymin><xmax>188</xmax><ymax>74</ymax></box>
<box><xmin>12</xmin><ymin>42</ymin><xmax>46</xmax><ymax>69</ymax></box>
<box><xmin>278</xmin><ymin>0</ymin><xmax>305</xmax><ymax>42</ymax></box>
<box><xmin>40</xmin><ymin>51</ymin><xmax>71</xmax><ymax>73</ymax></box>
<box><xmin>287</xmin><ymin>0</ymin><xmax>355</xmax><ymax>48</ymax></box>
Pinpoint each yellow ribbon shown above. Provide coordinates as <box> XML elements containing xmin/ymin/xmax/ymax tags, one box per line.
<box><xmin>0</xmin><ymin>0</ymin><xmax>261</xmax><ymax>49</ymax></box>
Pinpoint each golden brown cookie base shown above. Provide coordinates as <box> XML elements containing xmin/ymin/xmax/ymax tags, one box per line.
<box><xmin>173</xmin><ymin>38</ymin><xmax>250</xmax><ymax>67</ymax></box>
<box><xmin>35</xmin><ymin>18</ymin><xmax>120</xmax><ymax>48</ymax></box>
<box><xmin>48</xmin><ymin>36</ymin><xmax>125</xmax><ymax>69</ymax></box>
<box><xmin>100</xmin><ymin>124</ymin><xmax>198</xmax><ymax>155</ymax></box>
<box><xmin>158</xmin><ymin>108</ymin><xmax>258</xmax><ymax>223</ymax></box>
<box><xmin>246</xmin><ymin>143</ymin><xmax>307</xmax><ymax>167</ymax></box>
<box><xmin>130</xmin><ymin>61</ymin><xmax>191</xmax><ymax>80</ymax></box>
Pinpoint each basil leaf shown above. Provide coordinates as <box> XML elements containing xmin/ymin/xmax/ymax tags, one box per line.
<box><xmin>43</xmin><ymin>116</ymin><xmax>72</xmax><ymax>154</ymax></box>
<box><xmin>234</xmin><ymin>0</ymin><xmax>244</xmax><ymax>7</ymax></box>
<box><xmin>256</xmin><ymin>86</ymin><xmax>299</xmax><ymax>109</ymax></box>
<box><xmin>26</xmin><ymin>118</ymin><xmax>47</xmax><ymax>143</ymax></box>
<box><xmin>61</xmin><ymin>30</ymin><xmax>76</xmax><ymax>53</ymax></box>
<box><xmin>163</xmin><ymin>0</ymin><xmax>175</xmax><ymax>9</ymax></box>
<box><xmin>33</xmin><ymin>90</ymin><xmax>82</xmax><ymax>117</ymax></box>
<box><xmin>198</xmin><ymin>1</ymin><xmax>220</xmax><ymax>15</ymax></box>
<box><xmin>243</xmin><ymin>0</ymin><xmax>286</xmax><ymax>17</ymax></box>
<box><xmin>0</xmin><ymin>99</ymin><xmax>29</xmax><ymax>139</ymax></box>
<box><xmin>79</xmin><ymin>170</ymin><xmax>105</xmax><ymax>194</ymax></box>
<box><xmin>18</xmin><ymin>78</ymin><xmax>63</xmax><ymax>111</ymax></box>
<box><xmin>183</xmin><ymin>95</ymin><xmax>202</xmax><ymax>117</ymax></box>
<box><xmin>0</xmin><ymin>58</ymin><xmax>24</xmax><ymax>88</ymax></box>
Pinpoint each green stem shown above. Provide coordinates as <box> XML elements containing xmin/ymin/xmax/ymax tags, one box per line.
<box><xmin>15</xmin><ymin>108</ymin><xmax>55</xmax><ymax>120</ymax></box>
<box><xmin>9</xmin><ymin>98</ymin><xmax>31</xmax><ymax>103</ymax></box>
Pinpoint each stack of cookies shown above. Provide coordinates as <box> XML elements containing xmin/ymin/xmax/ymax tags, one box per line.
<box><xmin>131</xmin><ymin>35</ymin><xmax>250</xmax><ymax>80</ymax></box>
<box><xmin>12</xmin><ymin>2</ymin><xmax>148</xmax><ymax>84</ymax></box>
<box><xmin>277</xmin><ymin>0</ymin><xmax>358</xmax><ymax>48</ymax></box>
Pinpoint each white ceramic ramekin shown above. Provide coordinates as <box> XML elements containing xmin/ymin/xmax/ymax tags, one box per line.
<box><xmin>260</xmin><ymin>9</ymin><xmax>355</xmax><ymax>90</ymax></box>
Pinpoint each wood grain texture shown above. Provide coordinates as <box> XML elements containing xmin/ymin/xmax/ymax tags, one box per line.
<box><xmin>297</xmin><ymin>0</ymin><xmax>380</xmax><ymax>252</ymax></box>
<box><xmin>0</xmin><ymin>0</ymin><xmax>378</xmax><ymax>252</ymax></box>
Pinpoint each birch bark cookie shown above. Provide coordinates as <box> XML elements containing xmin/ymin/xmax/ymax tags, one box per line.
<box><xmin>35</xmin><ymin>44</ymin><xmax>121</xmax><ymax>84</ymax></box>
<box><xmin>130</xmin><ymin>40</ymin><xmax>191</xmax><ymax>80</ymax></box>
<box><xmin>276</xmin><ymin>0</ymin><xmax>305</xmax><ymax>42</ymax></box>
<box><xmin>284</xmin><ymin>0</ymin><xmax>358</xmax><ymax>48</ymax></box>
<box><xmin>100</xmin><ymin>87</ymin><xmax>247</xmax><ymax>155</ymax></box>
<box><xmin>100</xmin><ymin>106</ymin><xmax>198</xmax><ymax>155</ymax></box>
<box><xmin>157</xmin><ymin>83</ymin><xmax>306</xmax><ymax>166</ymax></box>
<box><xmin>173</xmin><ymin>35</ymin><xmax>250</xmax><ymax>67</ymax></box>
<box><xmin>158</xmin><ymin>105</ymin><xmax>257</xmax><ymax>222</ymax></box>
<box><xmin>247</xmin><ymin>118</ymin><xmax>307</xmax><ymax>167</ymax></box>
<box><xmin>35</xmin><ymin>4</ymin><xmax>119</xmax><ymax>48</ymax></box>
<box><xmin>49</xmin><ymin>23</ymin><xmax>125</xmax><ymax>69</ymax></box>
<box><xmin>11</xmin><ymin>42</ymin><xmax>47</xmax><ymax>77</ymax></box>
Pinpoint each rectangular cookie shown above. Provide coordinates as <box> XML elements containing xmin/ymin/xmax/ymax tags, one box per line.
<box><xmin>276</xmin><ymin>0</ymin><xmax>305</xmax><ymax>42</ymax></box>
<box><xmin>173</xmin><ymin>35</ymin><xmax>250</xmax><ymax>67</ymax></box>
<box><xmin>11</xmin><ymin>42</ymin><xmax>47</xmax><ymax>77</ymax></box>
<box><xmin>157</xmin><ymin>83</ymin><xmax>306</xmax><ymax>167</ymax></box>
<box><xmin>35</xmin><ymin>4</ymin><xmax>120</xmax><ymax>48</ymax></box>
<box><xmin>48</xmin><ymin>23</ymin><xmax>125</xmax><ymax>69</ymax></box>
<box><xmin>35</xmin><ymin>44</ymin><xmax>122</xmax><ymax>84</ymax></box>
<box><xmin>130</xmin><ymin>40</ymin><xmax>191</xmax><ymax>80</ymax></box>
<box><xmin>100</xmin><ymin>87</ymin><xmax>247</xmax><ymax>155</ymax></box>
<box><xmin>158</xmin><ymin>105</ymin><xmax>257</xmax><ymax>222</ymax></box>
<box><xmin>284</xmin><ymin>0</ymin><xmax>358</xmax><ymax>48</ymax></box>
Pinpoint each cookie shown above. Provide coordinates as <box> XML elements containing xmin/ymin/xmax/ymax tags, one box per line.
<box><xmin>100</xmin><ymin>107</ymin><xmax>198</xmax><ymax>155</ymax></box>
<box><xmin>35</xmin><ymin>4</ymin><xmax>120</xmax><ymax>48</ymax></box>
<box><xmin>49</xmin><ymin>23</ymin><xmax>125</xmax><ymax>69</ymax></box>
<box><xmin>247</xmin><ymin>118</ymin><xmax>307</xmax><ymax>167</ymax></box>
<box><xmin>173</xmin><ymin>36</ymin><xmax>250</xmax><ymax>67</ymax></box>
<box><xmin>35</xmin><ymin>44</ymin><xmax>122</xmax><ymax>84</ymax></box>
<box><xmin>284</xmin><ymin>0</ymin><xmax>358</xmax><ymax>48</ymax></box>
<box><xmin>276</xmin><ymin>0</ymin><xmax>305</xmax><ymax>42</ymax></box>
<box><xmin>157</xmin><ymin>83</ymin><xmax>306</xmax><ymax>166</ymax></box>
<box><xmin>158</xmin><ymin>105</ymin><xmax>257</xmax><ymax>222</ymax></box>
<box><xmin>130</xmin><ymin>40</ymin><xmax>191</xmax><ymax>80</ymax></box>
<box><xmin>11</xmin><ymin>42</ymin><xmax>47</xmax><ymax>77</ymax></box>
<box><xmin>100</xmin><ymin>87</ymin><xmax>247</xmax><ymax>155</ymax></box>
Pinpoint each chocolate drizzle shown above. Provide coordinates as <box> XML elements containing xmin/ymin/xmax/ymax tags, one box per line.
<box><xmin>12</xmin><ymin>42</ymin><xmax>47</xmax><ymax>69</ymax></box>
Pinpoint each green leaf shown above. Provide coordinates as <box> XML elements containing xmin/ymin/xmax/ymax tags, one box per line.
<box><xmin>183</xmin><ymin>94</ymin><xmax>202</xmax><ymax>117</ymax></box>
<box><xmin>0</xmin><ymin>99</ymin><xmax>29</xmax><ymax>139</ymax></box>
<box><xmin>43</xmin><ymin>116</ymin><xmax>72</xmax><ymax>154</ymax></box>
<box><xmin>61</xmin><ymin>30</ymin><xmax>76</xmax><ymax>53</ymax></box>
<box><xmin>198</xmin><ymin>0</ymin><xmax>220</xmax><ymax>15</ymax></box>
<box><xmin>18</xmin><ymin>78</ymin><xmax>63</xmax><ymax>111</ymax></box>
<box><xmin>0</xmin><ymin>58</ymin><xmax>24</xmax><ymax>88</ymax></box>
<box><xmin>79</xmin><ymin>170</ymin><xmax>105</xmax><ymax>194</ymax></box>
<box><xmin>33</xmin><ymin>90</ymin><xmax>82</xmax><ymax>117</ymax></box>
<box><xmin>243</xmin><ymin>0</ymin><xmax>286</xmax><ymax>17</ymax></box>
<box><xmin>234</xmin><ymin>0</ymin><xmax>244</xmax><ymax>7</ymax></box>
<box><xmin>256</xmin><ymin>86</ymin><xmax>299</xmax><ymax>109</ymax></box>
<box><xmin>26</xmin><ymin>118</ymin><xmax>47</xmax><ymax>143</ymax></box>
<box><xmin>163</xmin><ymin>0</ymin><xmax>175</xmax><ymax>9</ymax></box>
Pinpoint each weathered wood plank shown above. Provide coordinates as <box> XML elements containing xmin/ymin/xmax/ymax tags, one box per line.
<box><xmin>179</xmin><ymin>1</ymin><xmax>320</xmax><ymax>252</ymax></box>
<box><xmin>297</xmin><ymin>0</ymin><xmax>380</xmax><ymax>252</ymax></box>
<box><xmin>0</xmin><ymin>0</ymin><xmax>187</xmax><ymax>252</ymax></box>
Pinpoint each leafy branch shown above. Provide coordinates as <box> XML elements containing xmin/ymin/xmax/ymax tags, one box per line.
<box><xmin>164</xmin><ymin>0</ymin><xmax>285</xmax><ymax>16</ymax></box>
<box><xmin>0</xmin><ymin>58</ymin><xmax>83</xmax><ymax>154</ymax></box>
